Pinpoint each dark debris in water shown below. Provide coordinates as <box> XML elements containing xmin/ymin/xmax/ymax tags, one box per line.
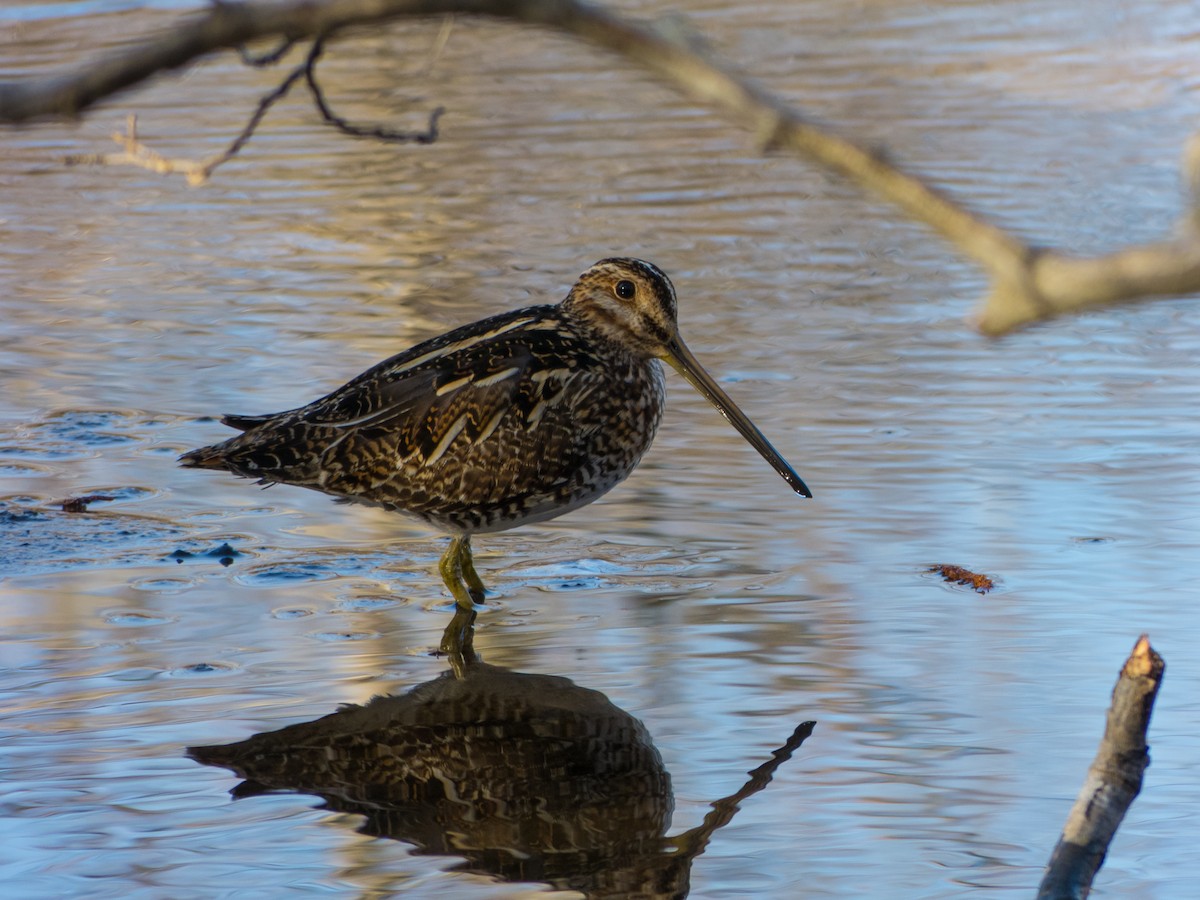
<box><xmin>169</xmin><ymin>661</ymin><xmax>238</xmax><ymax>677</ymax></box>
<box><xmin>61</xmin><ymin>494</ymin><xmax>117</xmax><ymax>513</ymax></box>
<box><xmin>928</xmin><ymin>563</ymin><xmax>996</xmax><ymax>594</ymax></box>
<box><xmin>167</xmin><ymin>542</ymin><xmax>243</xmax><ymax>567</ymax></box>
<box><xmin>0</xmin><ymin>498</ymin><xmax>187</xmax><ymax>579</ymax></box>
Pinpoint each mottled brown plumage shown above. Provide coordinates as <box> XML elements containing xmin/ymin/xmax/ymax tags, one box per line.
<box><xmin>188</xmin><ymin>660</ymin><xmax>677</xmax><ymax>895</ymax></box>
<box><xmin>181</xmin><ymin>258</ymin><xmax>809</xmax><ymax>607</ymax></box>
<box><xmin>188</xmin><ymin>640</ymin><xmax>815</xmax><ymax>897</ymax></box>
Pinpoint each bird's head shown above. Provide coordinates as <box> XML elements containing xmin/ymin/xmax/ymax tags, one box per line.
<box><xmin>563</xmin><ymin>257</ymin><xmax>679</xmax><ymax>358</ymax></box>
<box><xmin>563</xmin><ymin>257</ymin><xmax>812</xmax><ymax>498</ymax></box>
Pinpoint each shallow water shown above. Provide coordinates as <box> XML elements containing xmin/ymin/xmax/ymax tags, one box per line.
<box><xmin>3</xmin><ymin>1</ymin><xmax>1200</xmax><ymax>897</ymax></box>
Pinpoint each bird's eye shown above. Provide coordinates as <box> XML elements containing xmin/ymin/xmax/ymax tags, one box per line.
<box><xmin>614</xmin><ymin>280</ymin><xmax>636</xmax><ymax>300</ymax></box>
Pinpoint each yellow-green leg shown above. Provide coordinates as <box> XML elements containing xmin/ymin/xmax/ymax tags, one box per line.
<box><xmin>438</xmin><ymin>535</ymin><xmax>486</xmax><ymax>611</ymax></box>
<box><xmin>458</xmin><ymin>537</ymin><xmax>487</xmax><ymax>602</ymax></box>
<box><xmin>439</xmin><ymin>607</ymin><xmax>477</xmax><ymax>670</ymax></box>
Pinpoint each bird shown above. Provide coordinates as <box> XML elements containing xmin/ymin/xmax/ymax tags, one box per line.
<box><xmin>181</xmin><ymin>258</ymin><xmax>811</xmax><ymax>609</ymax></box>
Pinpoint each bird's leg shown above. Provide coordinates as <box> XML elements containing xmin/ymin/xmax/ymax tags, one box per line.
<box><xmin>458</xmin><ymin>536</ymin><xmax>487</xmax><ymax>603</ymax></box>
<box><xmin>438</xmin><ymin>535</ymin><xmax>486</xmax><ymax>611</ymax></box>
<box><xmin>439</xmin><ymin>607</ymin><xmax>478</xmax><ymax>673</ymax></box>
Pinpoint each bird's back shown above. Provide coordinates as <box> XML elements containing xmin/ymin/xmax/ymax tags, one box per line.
<box><xmin>181</xmin><ymin>303</ymin><xmax>666</xmax><ymax>534</ymax></box>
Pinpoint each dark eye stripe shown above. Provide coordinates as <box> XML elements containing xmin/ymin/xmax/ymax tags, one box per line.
<box><xmin>640</xmin><ymin>315</ymin><xmax>671</xmax><ymax>345</ymax></box>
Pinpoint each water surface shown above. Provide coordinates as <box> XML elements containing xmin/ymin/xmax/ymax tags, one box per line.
<box><xmin>2</xmin><ymin>1</ymin><xmax>1200</xmax><ymax>896</ymax></box>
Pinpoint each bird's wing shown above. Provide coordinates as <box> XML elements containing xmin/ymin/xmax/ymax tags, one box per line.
<box><xmin>192</xmin><ymin>306</ymin><xmax>599</xmax><ymax>491</ymax></box>
<box><xmin>297</xmin><ymin>312</ymin><xmax>593</xmax><ymax>471</ymax></box>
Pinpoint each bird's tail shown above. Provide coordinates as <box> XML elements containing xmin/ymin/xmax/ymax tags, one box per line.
<box><xmin>178</xmin><ymin>444</ymin><xmax>233</xmax><ymax>470</ymax></box>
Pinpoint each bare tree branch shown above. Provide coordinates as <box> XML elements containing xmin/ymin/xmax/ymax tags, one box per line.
<box><xmin>60</xmin><ymin>30</ymin><xmax>442</xmax><ymax>185</ymax></box>
<box><xmin>62</xmin><ymin>49</ymin><xmax>311</xmax><ymax>186</ymax></box>
<box><xmin>2</xmin><ymin>0</ymin><xmax>1198</xmax><ymax>334</ymax></box>
<box><xmin>61</xmin><ymin>113</ymin><xmax>230</xmax><ymax>185</ymax></box>
<box><xmin>1036</xmin><ymin>635</ymin><xmax>1165</xmax><ymax>900</ymax></box>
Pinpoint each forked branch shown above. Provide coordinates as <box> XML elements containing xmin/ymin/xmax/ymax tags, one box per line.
<box><xmin>62</xmin><ymin>33</ymin><xmax>442</xmax><ymax>185</ymax></box>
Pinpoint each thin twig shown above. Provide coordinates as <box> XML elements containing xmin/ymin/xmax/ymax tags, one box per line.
<box><xmin>63</xmin><ymin>52</ymin><xmax>311</xmax><ymax>186</ymax></box>
<box><xmin>63</xmin><ymin>113</ymin><xmax>211</xmax><ymax>183</ymax></box>
<box><xmin>204</xmin><ymin>53</ymin><xmax>309</xmax><ymax>179</ymax></box>
<box><xmin>302</xmin><ymin>36</ymin><xmax>443</xmax><ymax>143</ymax></box>
<box><xmin>63</xmin><ymin>31</ymin><xmax>443</xmax><ymax>184</ymax></box>
<box><xmin>238</xmin><ymin>37</ymin><xmax>296</xmax><ymax>67</ymax></box>
<box><xmin>418</xmin><ymin>14</ymin><xmax>455</xmax><ymax>77</ymax></box>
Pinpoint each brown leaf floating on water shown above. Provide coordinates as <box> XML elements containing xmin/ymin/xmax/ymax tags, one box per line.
<box><xmin>928</xmin><ymin>563</ymin><xmax>995</xmax><ymax>594</ymax></box>
<box><xmin>60</xmin><ymin>494</ymin><xmax>116</xmax><ymax>513</ymax></box>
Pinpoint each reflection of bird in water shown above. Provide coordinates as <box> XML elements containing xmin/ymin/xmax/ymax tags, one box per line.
<box><xmin>181</xmin><ymin>259</ymin><xmax>810</xmax><ymax>608</ymax></box>
<box><xmin>189</xmin><ymin>617</ymin><xmax>815</xmax><ymax>898</ymax></box>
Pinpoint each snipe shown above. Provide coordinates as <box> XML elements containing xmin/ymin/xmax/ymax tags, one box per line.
<box><xmin>181</xmin><ymin>258</ymin><xmax>810</xmax><ymax>609</ymax></box>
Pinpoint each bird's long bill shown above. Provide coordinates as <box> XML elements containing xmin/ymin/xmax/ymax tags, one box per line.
<box><xmin>664</xmin><ymin>336</ymin><xmax>812</xmax><ymax>498</ymax></box>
